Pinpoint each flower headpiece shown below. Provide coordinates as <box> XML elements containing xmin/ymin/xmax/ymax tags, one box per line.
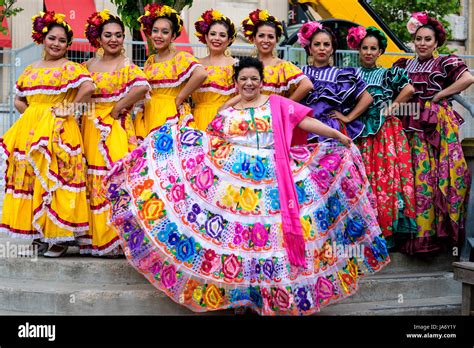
<box><xmin>407</xmin><ymin>11</ymin><xmax>446</xmax><ymax>46</ymax></box>
<box><xmin>347</xmin><ymin>26</ymin><xmax>388</xmax><ymax>52</ymax></box>
<box><xmin>297</xmin><ymin>21</ymin><xmax>323</xmax><ymax>48</ymax></box>
<box><xmin>241</xmin><ymin>9</ymin><xmax>283</xmax><ymax>42</ymax></box>
<box><xmin>31</xmin><ymin>11</ymin><xmax>73</xmax><ymax>46</ymax></box>
<box><xmin>138</xmin><ymin>3</ymin><xmax>183</xmax><ymax>38</ymax></box>
<box><xmin>194</xmin><ymin>9</ymin><xmax>236</xmax><ymax>45</ymax></box>
<box><xmin>85</xmin><ymin>9</ymin><xmax>120</xmax><ymax>48</ymax></box>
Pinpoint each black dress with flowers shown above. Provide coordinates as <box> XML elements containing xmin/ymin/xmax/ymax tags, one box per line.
<box><xmin>105</xmin><ymin>99</ymin><xmax>389</xmax><ymax>315</ymax></box>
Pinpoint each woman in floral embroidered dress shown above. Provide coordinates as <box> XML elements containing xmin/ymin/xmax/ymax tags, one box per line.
<box><xmin>80</xmin><ymin>10</ymin><xmax>150</xmax><ymax>256</ymax></box>
<box><xmin>393</xmin><ymin>12</ymin><xmax>474</xmax><ymax>255</ymax></box>
<box><xmin>104</xmin><ymin>57</ymin><xmax>389</xmax><ymax>315</ymax></box>
<box><xmin>0</xmin><ymin>11</ymin><xmax>95</xmax><ymax>257</ymax></box>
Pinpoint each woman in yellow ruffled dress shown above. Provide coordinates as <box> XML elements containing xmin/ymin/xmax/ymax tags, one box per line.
<box><xmin>0</xmin><ymin>11</ymin><xmax>95</xmax><ymax>257</ymax></box>
<box><xmin>191</xmin><ymin>10</ymin><xmax>237</xmax><ymax>131</ymax></box>
<box><xmin>80</xmin><ymin>11</ymin><xmax>150</xmax><ymax>256</ymax></box>
<box><xmin>134</xmin><ymin>4</ymin><xmax>207</xmax><ymax>140</ymax></box>
<box><xmin>241</xmin><ymin>9</ymin><xmax>313</xmax><ymax>100</ymax></box>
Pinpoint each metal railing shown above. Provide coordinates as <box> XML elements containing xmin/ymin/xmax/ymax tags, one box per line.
<box><xmin>1</xmin><ymin>39</ymin><xmax>474</xmax><ymax>137</ymax></box>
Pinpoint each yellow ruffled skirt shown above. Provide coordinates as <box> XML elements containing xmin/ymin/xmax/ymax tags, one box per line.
<box><xmin>1</xmin><ymin>102</ymin><xmax>89</xmax><ymax>242</ymax></box>
<box><xmin>81</xmin><ymin>103</ymin><xmax>137</xmax><ymax>255</ymax></box>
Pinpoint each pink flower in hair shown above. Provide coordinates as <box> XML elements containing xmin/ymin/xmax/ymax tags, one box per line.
<box><xmin>347</xmin><ymin>26</ymin><xmax>367</xmax><ymax>50</ymax></box>
<box><xmin>297</xmin><ymin>21</ymin><xmax>323</xmax><ymax>48</ymax></box>
<box><xmin>407</xmin><ymin>11</ymin><xmax>429</xmax><ymax>34</ymax></box>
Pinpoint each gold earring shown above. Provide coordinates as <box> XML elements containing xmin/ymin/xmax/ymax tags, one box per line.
<box><xmin>329</xmin><ymin>55</ymin><xmax>334</xmax><ymax>66</ymax></box>
<box><xmin>121</xmin><ymin>47</ymin><xmax>127</xmax><ymax>57</ymax></box>
<box><xmin>206</xmin><ymin>46</ymin><xmax>210</xmax><ymax>56</ymax></box>
<box><xmin>224</xmin><ymin>48</ymin><xmax>232</xmax><ymax>57</ymax></box>
<box><xmin>272</xmin><ymin>48</ymin><xmax>278</xmax><ymax>58</ymax></box>
<box><xmin>41</xmin><ymin>49</ymin><xmax>46</xmax><ymax>60</ymax></box>
<box><xmin>96</xmin><ymin>47</ymin><xmax>104</xmax><ymax>57</ymax></box>
<box><xmin>307</xmin><ymin>55</ymin><xmax>314</xmax><ymax>65</ymax></box>
<box><xmin>433</xmin><ymin>48</ymin><xmax>439</xmax><ymax>58</ymax></box>
<box><xmin>169</xmin><ymin>43</ymin><xmax>176</xmax><ymax>54</ymax></box>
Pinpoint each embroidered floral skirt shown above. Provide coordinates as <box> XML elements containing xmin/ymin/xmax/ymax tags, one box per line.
<box><xmin>356</xmin><ymin>117</ymin><xmax>416</xmax><ymax>248</ymax></box>
<box><xmin>105</xmin><ymin>125</ymin><xmax>390</xmax><ymax>315</ymax></box>
<box><xmin>79</xmin><ymin>103</ymin><xmax>137</xmax><ymax>255</ymax></box>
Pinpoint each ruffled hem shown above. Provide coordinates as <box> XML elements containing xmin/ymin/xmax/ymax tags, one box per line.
<box><xmin>28</xmin><ymin>136</ymin><xmax>86</xmax><ymax>193</ymax></box>
<box><xmin>262</xmin><ymin>74</ymin><xmax>305</xmax><ymax>94</ymax></box>
<box><xmin>16</xmin><ymin>75</ymin><xmax>93</xmax><ymax>97</ymax></box>
<box><xmin>148</xmin><ymin>62</ymin><xmax>201</xmax><ymax>89</ymax></box>
<box><xmin>91</xmin><ymin>79</ymin><xmax>151</xmax><ymax>103</ymax></box>
<box><xmin>0</xmin><ymin>140</ymin><xmax>10</xmax><ymax>192</ymax></box>
<box><xmin>79</xmin><ymin>237</ymin><xmax>122</xmax><ymax>256</ymax></box>
<box><xmin>0</xmin><ymin>225</ymin><xmax>40</xmax><ymax>239</ymax></box>
<box><xmin>92</xmin><ymin>116</ymin><xmax>113</xmax><ymax>169</ymax></box>
<box><xmin>32</xmin><ymin>197</ymin><xmax>89</xmax><ymax>235</ymax></box>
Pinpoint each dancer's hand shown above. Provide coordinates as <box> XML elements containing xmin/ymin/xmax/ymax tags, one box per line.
<box><xmin>111</xmin><ymin>107</ymin><xmax>127</xmax><ymax>120</ymax></box>
<box><xmin>336</xmin><ymin>131</ymin><xmax>352</xmax><ymax>147</ymax></box>
<box><xmin>330</xmin><ymin>110</ymin><xmax>349</xmax><ymax>123</ymax></box>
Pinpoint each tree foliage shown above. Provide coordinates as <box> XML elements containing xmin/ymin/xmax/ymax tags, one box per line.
<box><xmin>369</xmin><ymin>0</ymin><xmax>462</xmax><ymax>53</ymax></box>
<box><xmin>110</xmin><ymin>0</ymin><xmax>193</xmax><ymax>31</ymax></box>
<box><xmin>0</xmin><ymin>0</ymin><xmax>23</xmax><ymax>35</ymax></box>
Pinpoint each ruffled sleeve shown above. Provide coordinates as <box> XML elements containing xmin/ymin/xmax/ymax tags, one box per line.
<box><xmin>262</xmin><ymin>60</ymin><xmax>306</xmax><ymax>95</ymax></box>
<box><xmin>14</xmin><ymin>65</ymin><xmax>32</xmax><ymax>96</ymax></box>
<box><xmin>15</xmin><ymin>62</ymin><xmax>93</xmax><ymax>97</ymax></box>
<box><xmin>441</xmin><ymin>55</ymin><xmax>469</xmax><ymax>85</ymax></box>
<box><xmin>385</xmin><ymin>66</ymin><xmax>411</xmax><ymax>95</ymax></box>
<box><xmin>146</xmin><ymin>51</ymin><xmax>202</xmax><ymax>88</ymax></box>
<box><xmin>336</xmin><ymin>67</ymin><xmax>367</xmax><ymax>112</ymax></box>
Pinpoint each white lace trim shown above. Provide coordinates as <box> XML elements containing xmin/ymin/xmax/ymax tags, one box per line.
<box><xmin>6</xmin><ymin>189</ymin><xmax>33</xmax><ymax>199</ymax></box>
<box><xmin>91</xmin><ymin>203</ymin><xmax>111</xmax><ymax>214</ymax></box>
<box><xmin>0</xmin><ymin>227</ymin><xmax>40</xmax><ymax>239</ymax></box>
<box><xmin>262</xmin><ymin>74</ymin><xmax>306</xmax><ymax>94</ymax></box>
<box><xmin>0</xmin><ymin>142</ymin><xmax>9</xmax><ymax>192</ymax></box>
<box><xmin>79</xmin><ymin>239</ymin><xmax>122</xmax><ymax>256</ymax></box>
<box><xmin>195</xmin><ymin>86</ymin><xmax>236</xmax><ymax>95</ymax></box>
<box><xmin>92</xmin><ymin>117</ymin><xmax>113</xmax><ymax>170</ymax></box>
<box><xmin>92</xmin><ymin>80</ymin><xmax>151</xmax><ymax>103</ymax></box>
<box><xmin>88</xmin><ymin>168</ymin><xmax>109</xmax><ymax>176</ymax></box>
<box><xmin>15</xmin><ymin>76</ymin><xmax>94</xmax><ymax>97</ymax></box>
<box><xmin>149</xmin><ymin>63</ymin><xmax>201</xmax><ymax>89</ymax></box>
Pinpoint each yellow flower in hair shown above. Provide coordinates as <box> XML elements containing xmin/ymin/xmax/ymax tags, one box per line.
<box><xmin>39</xmin><ymin>11</ymin><xmax>45</xmax><ymax>16</ymax></box>
<box><xmin>211</xmin><ymin>10</ymin><xmax>222</xmax><ymax>21</ymax></box>
<box><xmin>32</xmin><ymin>15</ymin><xmax>39</xmax><ymax>21</ymax></box>
<box><xmin>54</xmin><ymin>13</ymin><xmax>66</xmax><ymax>24</ymax></box>
<box><xmin>42</xmin><ymin>27</ymin><xmax>49</xmax><ymax>33</ymax></box>
<box><xmin>160</xmin><ymin>6</ymin><xmax>173</xmax><ymax>17</ymax></box>
<box><xmin>258</xmin><ymin>10</ymin><xmax>269</xmax><ymax>21</ymax></box>
<box><xmin>99</xmin><ymin>9</ymin><xmax>110</xmax><ymax>21</ymax></box>
<box><xmin>144</xmin><ymin>11</ymin><xmax>150</xmax><ymax>16</ymax></box>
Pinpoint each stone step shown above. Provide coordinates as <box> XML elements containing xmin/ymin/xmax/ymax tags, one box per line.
<box><xmin>342</xmin><ymin>271</ymin><xmax>460</xmax><ymax>303</ymax></box>
<box><xmin>0</xmin><ymin>276</ymin><xmax>460</xmax><ymax>316</ymax></box>
<box><xmin>319</xmin><ymin>295</ymin><xmax>461</xmax><ymax>316</ymax></box>
<box><xmin>0</xmin><ymin>237</ymin><xmax>458</xmax><ymax>285</ymax></box>
<box><xmin>0</xmin><ymin>271</ymin><xmax>460</xmax><ymax>315</ymax></box>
